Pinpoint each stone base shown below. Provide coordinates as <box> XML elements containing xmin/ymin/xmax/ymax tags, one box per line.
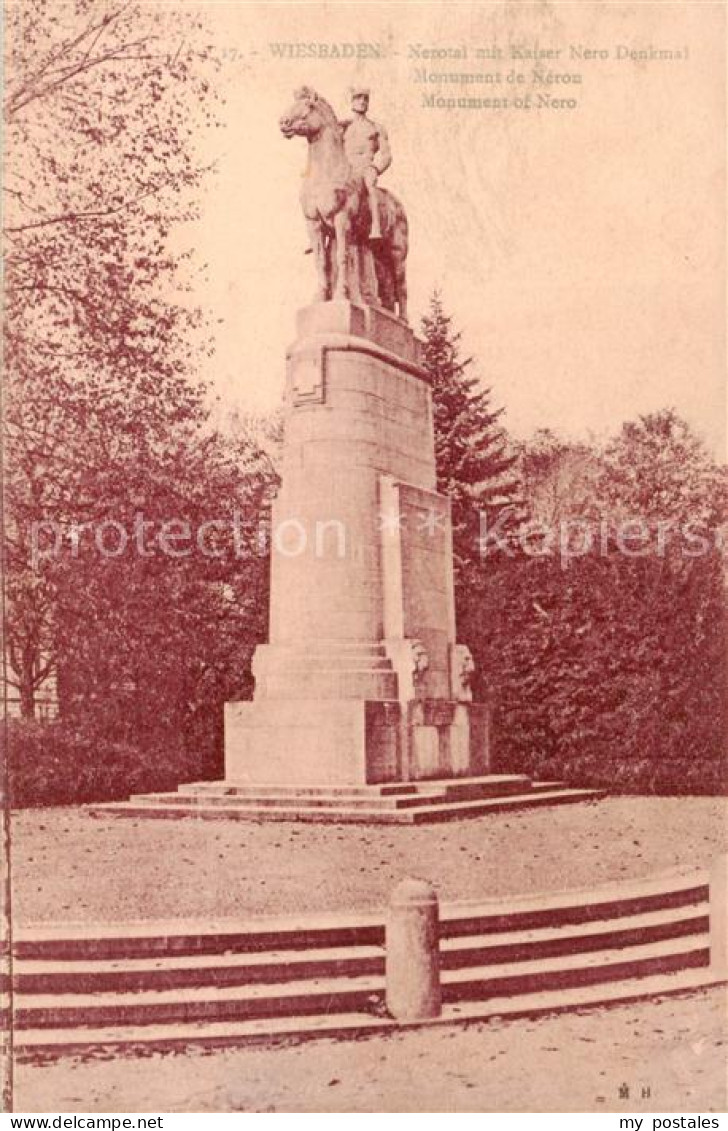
<box><xmin>294</xmin><ymin>300</ymin><xmax>423</xmax><ymax>366</ymax></box>
<box><xmin>91</xmin><ymin>776</ymin><xmax>607</xmax><ymax>824</ymax></box>
<box><xmin>224</xmin><ymin>698</ymin><xmax>490</xmax><ymax>788</ymax></box>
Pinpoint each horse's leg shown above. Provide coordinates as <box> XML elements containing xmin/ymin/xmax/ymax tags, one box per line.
<box><xmin>307</xmin><ymin>218</ymin><xmax>328</xmax><ymax>302</ymax></box>
<box><xmin>390</xmin><ymin>206</ymin><xmax>409</xmax><ymax>322</ymax></box>
<box><xmin>358</xmin><ymin>243</ymin><xmax>377</xmax><ymax>306</ymax></box>
<box><xmin>332</xmin><ymin>211</ymin><xmax>350</xmax><ymax>301</ymax></box>
<box><xmin>374</xmin><ymin>249</ymin><xmax>395</xmax><ymax>312</ymax></box>
<box><xmin>370</xmin><ymin>193</ymin><xmax>394</xmax><ymax>313</ymax></box>
<box><xmin>395</xmin><ymin>256</ymin><xmax>408</xmax><ymax>322</ymax></box>
<box><xmin>323</xmin><ymin>229</ymin><xmax>334</xmax><ymax>298</ymax></box>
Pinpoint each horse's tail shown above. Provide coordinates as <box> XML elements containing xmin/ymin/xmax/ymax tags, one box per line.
<box><xmin>380</xmin><ymin>189</ymin><xmax>409</xmax><ymax>261</ymax></box>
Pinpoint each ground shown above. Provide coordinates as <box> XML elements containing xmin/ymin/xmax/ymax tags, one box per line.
<box><xmin>14</xmin><ymin>990</ymin><xmax>728</xmax><ymax>1112</ymax></box>
<box><xmin>10</xmin><ymin>796</ymin><xmax>728</xmax><ymax>1113</ymax></box>
<box><xmin>11</xmin><ymin>797</ymin><xmax>727</xmax><ymax>923</ymax></box>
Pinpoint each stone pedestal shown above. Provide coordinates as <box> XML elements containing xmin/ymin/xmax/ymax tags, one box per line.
<box><xmin>225</xmin><ymin>301</ymin><xmax>490</xmax><ymax>787</ymax></box>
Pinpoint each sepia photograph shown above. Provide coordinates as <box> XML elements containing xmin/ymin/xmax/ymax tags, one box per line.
<box><xmin>1</xmin><ymin>0</ymin><xmax>726</xmax><ymax>1117</ymax></box>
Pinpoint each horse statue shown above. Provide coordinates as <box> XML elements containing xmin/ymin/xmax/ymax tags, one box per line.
<box><xmin>279</xmin><ymin>87</ymin><xmax>409</xmax><ymax>322</ymax></box>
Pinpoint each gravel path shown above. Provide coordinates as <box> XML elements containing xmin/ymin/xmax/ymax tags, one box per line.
<box><xmin>14</xmin><ymin>989</ymin><xmax>727</xmax><ymax>1112</ymax></box>
<box><xmin>11</xmin><ymin>797</ymin><xmax>727</xmax><ymax>924</ymax></box>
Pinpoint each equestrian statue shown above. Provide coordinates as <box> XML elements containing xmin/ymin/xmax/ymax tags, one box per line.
<box><xmin>279</xmin><ymin>86</ymin><xmax>409</xmax><ymax>322</ymax></box>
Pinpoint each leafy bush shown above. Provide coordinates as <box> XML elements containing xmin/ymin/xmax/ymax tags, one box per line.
<box><xmin>3</xmin><ymin>717</ymin><xmax>219</xmax><ymax>808</ymax></box>
<box><xmin>463</xmin><ymin>548</ymin><xmax>727</xmax><ymax>796</ymax></box>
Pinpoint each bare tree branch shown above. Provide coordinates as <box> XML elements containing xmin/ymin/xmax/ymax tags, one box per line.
<box><xmin>4</xmin><ymin>3</ymin><xmax>141</xmax><ymax>119</ymax></box>
<box><xmin>4</xmin><ymin>178</ymin><xmax>174</xmax><ymax>232</ymax></box>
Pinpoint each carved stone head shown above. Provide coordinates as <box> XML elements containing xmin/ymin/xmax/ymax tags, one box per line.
<box><xmin>450</xmin><ymin>644</ymin><xmax>475</xmax><ymax>701</ymax></box>
<box><xmin>349</xmin><ymin>86</ymin><xmax>370</xmax><ymax>114</ymax></box>
<box><xmin>280</xmin><ymin>88</ymin><xmax>336</xmax><ymax>140</ymax></box>
<box><xmin>411</xmin><ymin>639</ymin><xmax>430</xmax><ymax>681</ymax></box>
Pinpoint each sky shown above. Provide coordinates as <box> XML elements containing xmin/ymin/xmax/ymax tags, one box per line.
<box><xmin>175</xmin><ymin>1</ymin><xmax>726</xmax><ymax>456</ymax></box>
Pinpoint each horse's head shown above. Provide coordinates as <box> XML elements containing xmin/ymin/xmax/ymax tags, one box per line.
<box><xmin>279</xmin><ymin>87</ymin><xmax>336</xmax><ymax>141</ymax></box>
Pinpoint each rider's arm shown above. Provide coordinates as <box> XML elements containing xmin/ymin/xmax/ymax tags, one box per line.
<box><xmin>372</xmin><ymin>124</ymin><xmax>392</xmax><ymax>175</ymax></box>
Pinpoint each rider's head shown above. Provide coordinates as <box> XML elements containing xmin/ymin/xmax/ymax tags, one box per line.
<box><xmin>349</xmin><ymin>86</ymin><xmax>370</xmax><ymax>114</ymax></box>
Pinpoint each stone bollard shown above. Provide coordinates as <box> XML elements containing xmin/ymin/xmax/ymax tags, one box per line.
<box><xmin>386</xmin><ymin>878</ymin><xmax>442</xmax><ymax>1021</ymax></box>
<box><xmin>709</xmin><ymin>853</ymin><xmax>727</xmax><ymax>977</ymax></box>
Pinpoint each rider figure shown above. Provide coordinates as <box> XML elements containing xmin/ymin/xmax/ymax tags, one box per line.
<box><xmin>341</xmin><ymin>86</ymin><xmax>391</xmax><ymax>241</ymax></box>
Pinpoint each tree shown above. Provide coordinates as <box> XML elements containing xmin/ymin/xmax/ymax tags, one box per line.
<box><xmin>2</xmin><ymin>3</ymin><xmax>287</xmax><ymax>800</ymax></box>
<box><xmin>3</xmin><ymin>0</ymin><xmax>220</xmax><ymax>717</ymax></box>
<box><xmin>598</xmin><ymin>408</ymin><xmax>726</xmax><ymax>530</ymax></box>
<box><xmin>420</xmin><ymin>292</ymin><xmax>522</xmax><ymax>581</ymax></box>
<box><xmin>471</xmin><ymin>413</ymin><xmax>726</xmax><ymax>794</ymax></box>
<box><xmin>518</xmin><ymin>429</ymin><xmax>600</xmax><ymax>528</ymax></box>
<box><xmin>53</xmin><ymin>425</ymin><xmax>278</xmax><ymax>777</ymax></box>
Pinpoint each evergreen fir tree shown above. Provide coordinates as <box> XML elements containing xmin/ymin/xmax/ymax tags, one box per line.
<box><xmin>421</xmin><ymin>292</ymin><xmax>522</xmax><ymax>578</ymax></box>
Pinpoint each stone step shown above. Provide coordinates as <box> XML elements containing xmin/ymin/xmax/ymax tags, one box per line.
<box><xmin>175</xmin><ymin>773</ymin><xmax>534</xmax><ymax>802</ymax></box>
<box><xmin>440</xmin><ymin>875</ymin><xmax>708</xmax><ymax>937</ymax></box>
<box><xmin>9</xmin><ymin>906</ymin><xmax>708</xmax><ymax>995</ymax></box>
<box><xmin>408</xmin><ymin>788</ymin><xmax>607</xmax><ymax>823</ymax></box>
<box><xmin>88</xmin><ymin>786</ymin><xmax>606</xmax><ymax>825</ymax></box>
<box><xmin>9</xmin><ymin>943</ymin><xmax>386</xmax><ymax>995</ymax></box>
<box><xmin>132</xmin><ymin>776</ymin><xmax>541</xmax><ymax>811</ymax></box>
<box><xmin>89</xmin><ymin>801</ymin><xmax>412</xmax><ymax>824</ymax></box>
<box><xmin>440</xmin><ymin>904</ymin><xmax>709</xmax><ymax>967</ymax></box>
<box><xmin>440</xmin><ymin>936</ymin><xmax>710</xmax><ymax>1004</ymax></box>
<box><xmin>176</xmin><ymin>781</ymin><xmax>423</xmax><ymax>798</ymax></box>
<box><xmin>133</xmin><ymin>791</ymin><xmax>446</xmax><ymax>812</ymax></box>
<box><xmin>405</xmin><ymin>774</ymin><xmax>536</xmax><ymax>792</ymax></box>
<box><xmin>15</xmin><ymin>873</ymin><xmax>707</xmax><ymax>960</ymax></box>
<box><xmin>10</xmin><ymin>936</ymin><xmax>709</xmax><ymax>1030</ymax></box>
<box><xmin>14</xmin><ymin>968</ymin><xmax>723</xmax><ymax>1059</ymax></box>
<box><xmin>270</xmin><ymin>643</ymin><xmax>392</xmax><ymax>659</ymax></box>
<box><xmin>434</xmin><ymin>778</ymin><xmax>555</xmax><ymax>802</ymax></box>
<box><xmin>270</xmin><ymin>656</ymin><xmax>396</xmax><ymax>672</ymax></box>
<box><xmin>13</xmin><ymin>913</ymin><xmax>383</xmax><ymax>961</ymax></box>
